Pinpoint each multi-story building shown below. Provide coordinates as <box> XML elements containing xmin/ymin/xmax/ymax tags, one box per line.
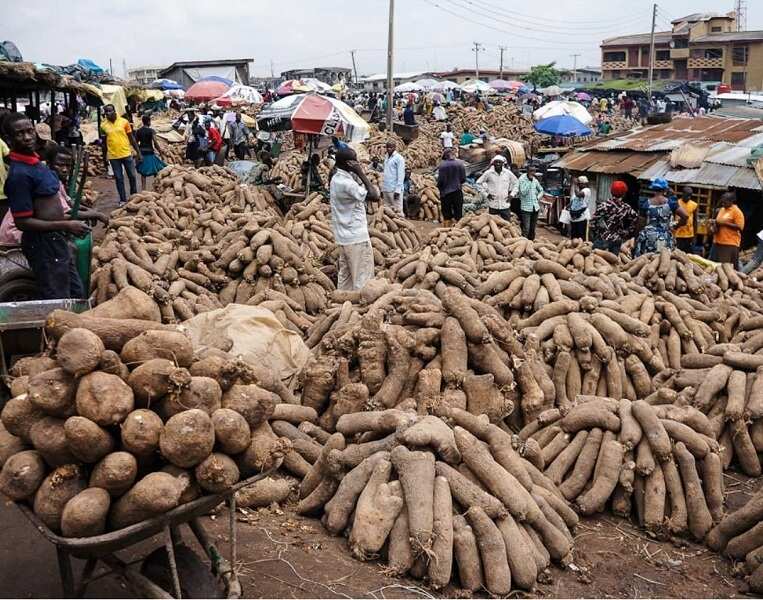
<box><xmin>600</xmin><ymin>12</ymin><xmax>763</xmax><ymax>91</ymax></box>
<box><xmin>280</xmin><ymin>67</ymin><xmax>352</xmax><ymax>85</ymax></box>
<box><xmin>127</xmin><ymin>65</ymin><xmax>164</xmax><ymax>86</ymax></box>
<box><xmin>559</xmin><ymin>67</ymin><xmax>602</xmax><ymax>85</ymax></box>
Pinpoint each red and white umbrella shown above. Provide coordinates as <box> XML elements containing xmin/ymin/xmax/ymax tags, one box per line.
<box><xmin>257</xmin><ymin>93</ymin><xmax>369</xmax><ymax>142</ymax></box>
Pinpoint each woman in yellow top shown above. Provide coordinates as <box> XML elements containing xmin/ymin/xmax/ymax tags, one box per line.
<box><xmin>710</xmin><ymin>191</ymin><xmax>745</xmax><ymax>267</ymax></box>
<box><xmin>674</xmin><ymin>186</ymin><xmax>698</xmax><ymax>252</ymax></box>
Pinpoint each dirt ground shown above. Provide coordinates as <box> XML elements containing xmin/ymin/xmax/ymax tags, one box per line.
<box><xmin>1</xmin><ymin>472</ymin><xmax>759</xmax><ymax>598</ymax></box>
<box><xmin>0</xmin><ymin>175</ymin><xmax>757</xmax><ymax>598</ymax></box>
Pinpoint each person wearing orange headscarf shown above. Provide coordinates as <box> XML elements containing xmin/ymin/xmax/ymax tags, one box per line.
<box><xmin>589</xmin><ymin>180</ymin><xmax>639</xmax><ymax>254</ymax></box>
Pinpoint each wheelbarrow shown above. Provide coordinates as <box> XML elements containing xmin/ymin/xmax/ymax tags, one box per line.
<box><xmin>16</xmin><ymin>469</ymin><xmax>276</xmax><ymax>598</ymax></box>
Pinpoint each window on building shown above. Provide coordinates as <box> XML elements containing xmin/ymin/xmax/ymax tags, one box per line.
<box><xmin>711</xmin><ymin>26</ymin><xmax>722</xmax><ymax>32</ymax></box>
<box><xmin>655</xmin><ymin>50</ymin><xmax>670</xmax><ymax>61</ymax></box>
<box><xmin>731</xmin><ymin>72</ymin><xmax>747</xmax><ymax>88</ymax></box>
<box><xmin>673</xmin><ymin>38</ymin><xmax>689</xmax><ymax>49</ymax></box>
<box><xmin>691</xmin><ymin>48</ymin><xmax>723</xmax><ymax>59</ymax></box>
<box><xmin>733</xmin><ymin>46</ymin><xmax>749</xmax><ymax>66</ymax></box>
<box><xmin>603</xmin><ymin>51</ymin><xmax>626</xmax><ymax>62</ymax></box>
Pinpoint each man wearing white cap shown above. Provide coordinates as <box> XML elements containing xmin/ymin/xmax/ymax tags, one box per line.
<box><xmin>476</xmin><ymin>155</ymin><xmax>517</xmax><ymax>221</ymax></box>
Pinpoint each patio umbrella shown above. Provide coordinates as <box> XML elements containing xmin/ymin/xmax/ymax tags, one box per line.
<box><xmin>576</xmin><ymin>92</ymin><xmax>592</xmax><ymax>102</ymax></box>
<box><xmin>257</xmin><ymin>93</ymin><xmax>370</xmax><ymax>142</ymax></box>
<box><xmin>534</xmin><ymin>115</ymin><xmax>592</xmax><ymax>136</ymax></box>
<box><xmin>212</xmin><ymin>84</ymin><xmax>263</xmax><ymax>106</ymax></box>
<box><xmin>533</xmin><ymin>100</ymin><xmax>593</xmax><ymax>124</ymax></box>
<box><xmin>258</xmin><ymin>94</ymin><xmax>370</xmax><ymax>198</ymax></box>
<box><xmin>415</xmin><ymin>78</ymin><xmax>440</xmax><ymax>91</ymax></box>
<box><xmin>542</xmin><ymin>85</ymin><xmax>563</xmax><ymax>96</ymax></box>
<box><xmin>149</xmin><ymin>78</ymin><xmax>183</xmax><ymax>91</ymax></box>
<box><xmin>432</xmin><ymin>80</ymin><xmax>460</xmax><ymax>91</ymax></box>
<box><xmin>303</xmin><ymin>78</ymin><xmax>333</xmax><ymax>93</ymax></box>
<box><xmin>277</xmin><ymin>79</ymin><xmax>314</xmax><ymax>96</ymax></box>
<box><xmin>185</xmin><ymin>78</ymin><xmax>231</xmax><ymax>102</ymax></box>
<box><xmin>460</xmin><ymin>79</ymin><xmax>493</xmax><ymax>93</ymax></box>
<box><xmin>488</xmin><ymin>79</ymin><xmax>514</xmax><ymax>91</ymax></box>
<box><xmin>395</xmin><ymin>81</ymin><xmax>421</xmax><ymax>92</ymax></box>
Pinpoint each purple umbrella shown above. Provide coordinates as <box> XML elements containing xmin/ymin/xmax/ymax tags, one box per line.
<box><xmin>489</xmin><ymin>79</ymin><xmax>514</xmax><ymax>91</ymax></box>
<box><xmin>576</xmin><ymin>92</ymin><xmax>592</xmax><ymax>101</ymax></box>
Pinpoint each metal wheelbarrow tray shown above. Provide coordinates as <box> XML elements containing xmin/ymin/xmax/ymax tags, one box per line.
<box><xmin>15</xmin><ymin>469</ymin><xmax>275</xmax><ymax>598</ymax></box>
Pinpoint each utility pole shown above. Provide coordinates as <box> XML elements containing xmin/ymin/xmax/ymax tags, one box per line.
<box><xmin>735</xmin><ymin>0</ymin><xmax>747</xmax><ymax>31</ymax></box>
<box><xmin>499</xmin><ymin>46</ymin><xmax>507</xmax><ymax>79</ymax></box>
<box><xmin>350</xmin><ymin>50</ymin><xmax>359</xmax><ymax>85</ymax></box>
<box><xmin>647</xmin><ymin>3</ymin><xmax>657</xmax><ymax>101</ymax></box>
<box><xmin>386</xmin><ymin>0</ymin><xmax>395</xmax><ymax>129</ymax></box>
<box><xmin>109</xmin><ymin>59</ymin><xmax>113</xmax><ymax>76</ymax></box>
<box><xmin>472</xmin><ymin>42</ymin><xmax>485</xmax><ymax>80</ymax></box>
<box><xmin>270</xmin><ymin>60</ymin><xmax>274</xmax><ymax>79</ymax></box>
<box><xmin>570</xmin><ymin>53</ymin><xmax>580</xmax><ymax>86</ymax></box>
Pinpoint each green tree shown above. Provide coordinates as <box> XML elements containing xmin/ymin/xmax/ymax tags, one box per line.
<box><xmin>524</xmin><ymin>62</ymin><xmax>562</xmax><ymax>89</ymax></box>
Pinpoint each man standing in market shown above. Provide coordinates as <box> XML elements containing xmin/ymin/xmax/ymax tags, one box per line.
<box><xmin>710</xmin><ymin>191</ymin><xmax>744</xmax><ymax>268</ymax></box>
<box><xmin>100</xmin><ymin>104</ymin><xmax>141</xmax><ymax>206</ymax></box>
<box><xmin>440</xmin><ymin>123</ymin><xmax>455</xmax><ymax>150</ymax></box>
<box><xmin>513</xmin><ymin>166</ymin><xmax>544</xmax><ymax>240</ymax></box>
<box><xmin>382</xmin><ymin>141</ymin><xmax>405</xmax><ymax>215</ymax></box>
<box><xmin>226</xmin><ymin>112</ymin><xmax>250</xmax><ymax>159</ymax></box>
<box><xmin>436</xmin><ymin>147</ymin><xmax>466</xmax><ymax>226</ymax></box>
<box><xmin>476</xmin><ymin>155</ymin><xmax>516</xmax><ymax>221</ymax></box>
<box><xmin>3</xmin><ymin>113</ymin><xmax>89</xmax><ymax>298</ymax></box>
<box><xmin>329</xmin><ymin>147</ymin><xmax>379</xmax><ymax>290</ymax></box>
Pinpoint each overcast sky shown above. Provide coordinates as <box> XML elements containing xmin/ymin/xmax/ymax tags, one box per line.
<box><xmin>5</xmin><ymin>0</ymin><xmax>761</xmax><ymax>78</ymax></box>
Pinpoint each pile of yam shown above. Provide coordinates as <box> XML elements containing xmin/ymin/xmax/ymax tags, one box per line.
<box><xmin>409</xmin><ymin>173</ymin><xmax>442</xmax><ymax>222</ymax></box>
<box><xmin>0</xmin><ymin>322</ymin><xmax>310</xmax><ymax>536</ymax></box>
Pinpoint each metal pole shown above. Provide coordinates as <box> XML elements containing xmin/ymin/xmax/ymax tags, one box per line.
<box><xmin>570</xmin><ymin>53</ymin><xmax>580</xmax><ymax>86</ymax></box>
<box><xmin>386</xmin><ymin>0</ymin><xmax>395</xmax><ymax>129</ymax></box>
<box><xmin>499</xmin><ymin>46</ymin><xmax>506</xmax><ymax>79</ymax></box>
<box><xmin>647</xmin><ymin>3</ymin><xmax>657</xmax><ymax>101</ymax></box>
<box><xmin>351</xmin><ymin>50</ymin><xmax>359</xmax><ymax>85</ymax></box>
<box><xmin>473</xmin><ymin>42</ymin><xmax>483</xmax><ymax>80</ymax></box>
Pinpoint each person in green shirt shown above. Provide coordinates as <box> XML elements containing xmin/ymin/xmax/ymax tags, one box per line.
<box><xmin>460</xmin><ymin>128</ymin><xmax>476</xmax><ymax>145</ymax></box>
<box><xmin>598</xmin><ymin>120</ymin><xmax>612</xmax><ymax>135</ymax></box>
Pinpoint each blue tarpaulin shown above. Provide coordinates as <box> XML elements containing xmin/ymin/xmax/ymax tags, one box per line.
<box><xmin>77</xmin><ymin>58</ymin><xmax>105</xmax><ymax>75</ymax></box>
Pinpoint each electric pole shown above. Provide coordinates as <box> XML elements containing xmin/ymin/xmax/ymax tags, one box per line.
<box><xmin>570</xmin><ymin>53</ymin><xmax>580</xmax><ymax>86</ymax></box>
<box><xmin>736</xmin><ymin>0</ymin><xmax>747</xmax><ymax>31</ymax></box>
<box><xmin>499</xmin><ymin>45</ymin><xmax>507</xmax><ymax>79</ymax></box>
<box><xmin>386</xmin><ymin>0</ymin><xmax>395</xmax><ymax>129</ymax></box>
<box><xmin>647</xmin><ymin>3</ymin><xmax>657</xmax><ymax>101</ymax></box>
<box><xmin>472</xmin><ymin>42</ymin><xmax>485</xmax><ymax>80</ymax></box>
<box><xmin>350</xmin><ymin>50</ymin><xmax>359</xmax><ymax>85</ymax></box>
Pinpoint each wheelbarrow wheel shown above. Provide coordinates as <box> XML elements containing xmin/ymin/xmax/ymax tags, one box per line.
<box><xmin>0</xmin><ymin>277</ymin><xmax>39</xmax><ymax>302</ymax></box>
<box><xmin>141</xmin><ymin>544</ymin><xmax>224</xmax><ymax>598</ymax></box>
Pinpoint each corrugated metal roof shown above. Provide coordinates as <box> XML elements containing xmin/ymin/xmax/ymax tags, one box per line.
<box><xmin>552</xmin><ymin>151</ymin><xmax>661</xmax><ymax>175</ymax></box>
<box><xmin>601</xmin><ymin>32</ymin><xmax>672</xmax><ymax>47</ymax></box>
<box><xmin>586</xmin><ymin>117</ymin><xmax>762</xmax><ymax>152</ymax></box>
<box><xmin>638</xmin><ymin>160</ymin><xmax>761</xmax><ymax>191</ymax></box>
<box><xmin>704</xmin><ymin>143</ymin><xmax>753</xmax><ymax>167</ymax></box>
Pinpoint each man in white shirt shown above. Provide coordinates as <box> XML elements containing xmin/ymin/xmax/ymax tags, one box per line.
<box><xmin>382</xmin><ymin>141</ymin><xmax>406</xmax><ymax>215</ymax></box>
<box><xmin>476</xmin><ymin>155</ymin><xmax>517</xmax><ymax>221</ymax></box>
<box><xmin>577</xmin><ymin>175</ymin><xmax>594</xmax><ymax>217</ymax></box>
<box><xmin>440</xmin><ymin>123</ymin><xmax>455</xmax><ymax>149</ymax></box>
<box><xmin>329</xmin><ymin>147</ymin><xmax>380</xmax><ymax>290</ymax></box>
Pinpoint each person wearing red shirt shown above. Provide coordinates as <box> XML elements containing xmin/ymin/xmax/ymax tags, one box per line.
<box><xmin>205</xmin><ymin>120</ymin><xmax>223</xmax><ymax>165</ymax></box>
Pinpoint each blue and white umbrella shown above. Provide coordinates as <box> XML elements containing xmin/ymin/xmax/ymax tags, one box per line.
<box><xmin>534</xmin><ymin>115</ymin><xmax>592</xmax><ymax>137</ymax></box>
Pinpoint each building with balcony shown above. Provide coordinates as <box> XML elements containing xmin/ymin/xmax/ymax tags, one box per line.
<box><xmin>600</xmin><ymin>12</ymin><xmax>763</xmax><ymax>91</ymax></box>
<box><xmin>127</xmin><ymin>66</ymin><xmax>164</xmax><ymax>86</ymax></box>
<box><xmin>280</xmin><ymin>67</ymin><xmax>352</xmax><ymax>85</ymax></box>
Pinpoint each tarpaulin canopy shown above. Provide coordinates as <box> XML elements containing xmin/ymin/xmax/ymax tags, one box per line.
<box><xmin>533</xmin><ymin>100</ymin><xmax>593</xmax><ymax>124</ymax></box>
<box><xmin>184</xmin><ymin>67</ymin><xmax>238</xmax><ymax>84</ymax></box>
<box><xmin>303</xmin><ymin>77</ymin><xmax>332</xmax><ymax>92</ymax></box>
<box><xmin>186</xmin><ymin>78</ymin><xmax>231</xmax><ymax>102</ymax></box>
<box><xmin>542</xmin><ymin>85</ymin><xmax>563</xmax><ymax>96</ymax></box>
<box><xmin>100</xmin><ymin>84</ymin><xmax>128</xmax><ymax>117</ymax></box>
<box><xmin>213</xmin><ymin>84</ymin><xmax>263</xmax><ymax>106</ymax></box>
<box><xmin>534</xmin><ymin>115</ymin><xmax>592</xmax><ymax>137</ymax></box>
<box><xmin>77</xmin><ymin>58</ymin><xmax>105</xmax><ymax>75</ymax></box>
<box><xmin>257</xmin><ymin>93</ymin><xmax>369</xmax><ymax>142</ymax></box>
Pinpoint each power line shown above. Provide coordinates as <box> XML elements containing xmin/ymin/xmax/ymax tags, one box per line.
<box><xmin>459</xmin><ymin>0</ymin><xmax>650</xmax><ymax>25</ymax></box>
<box><xmin>442</xmin><ymin>0</ymin><xmax>652</xmax><ymax>36</ymax></box>
<box><xmin>420</xmin><ymin>0</ymin><xmax>598</xmax><ymax>46</ymax></box>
